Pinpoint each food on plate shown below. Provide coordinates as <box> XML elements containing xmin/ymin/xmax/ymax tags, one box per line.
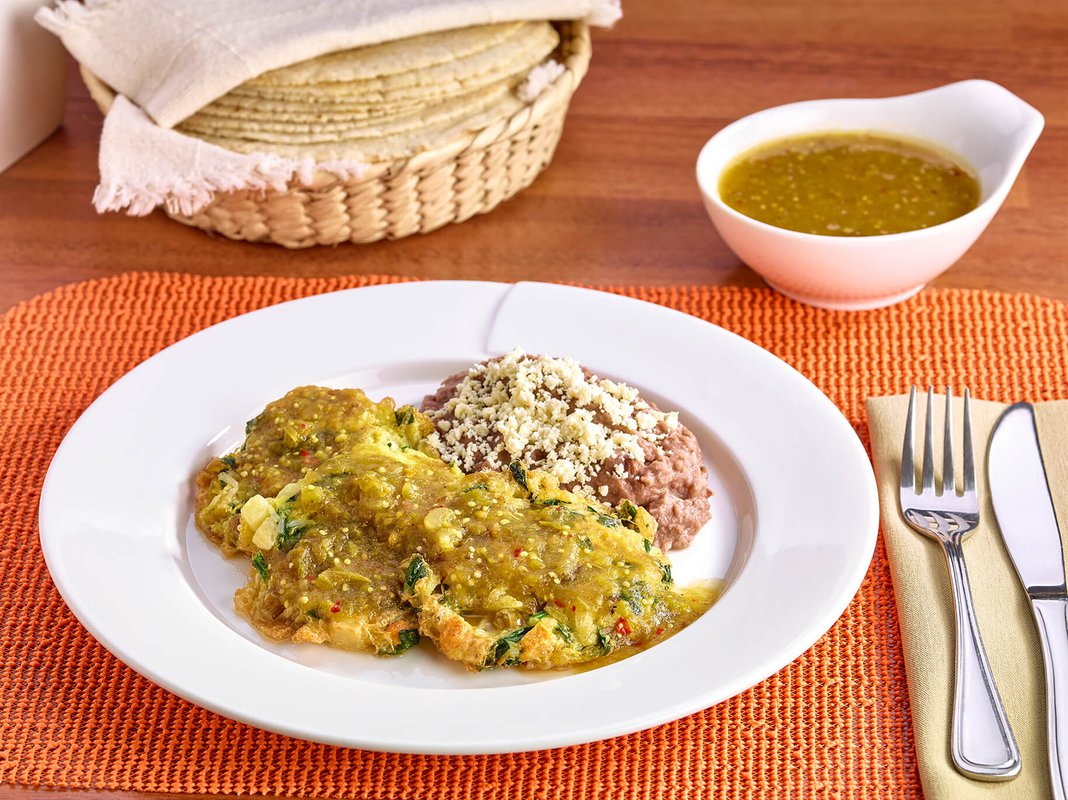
<box><xmin>718</xmin><ymin>131</ymin><xmax>980</xmax><ymax>236</ymax></box>
<box><xmin>194</xmin><ymin>383</ymin><xmax>718</xmax><ymax>671</ymax></box>
<box><xmin>422</xmin><ymin>350</ymin><xmax>712</xmax><ymax>551</ymax></box>
<box><xmin>176</xmin><ymin>21</ymin><xmax>562</xmax><ymax>163</ymax></box>
<box><xmin>194</xmin><ymin>387</ymin><xmax>430</xmax><ymax>652</ymax></box>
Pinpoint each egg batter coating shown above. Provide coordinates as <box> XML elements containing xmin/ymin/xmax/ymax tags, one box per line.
<box><xmin>194</xmin><ymin>385</ymin><xmax>433</xmax><ymax>554</ymax></box>
<box><xmin>194</xmin><ymin>387</ymin><xmax>716</xmax><ymax>669</ymax></box>
<box><xmin>194</xmin><ymin>386</ymin><xmax>430</xmax><ymax>653</ymax></box>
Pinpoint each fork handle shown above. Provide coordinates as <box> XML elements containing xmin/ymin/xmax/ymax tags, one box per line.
<box><xmin>1032</xmin><ymin>598</ymin><xmax>1068</xmax><ymax>800</ymax></box>
<box><xmin>943</xmin><ymin>538</ymin><xmax>1022</xmax><ymax>780</ymax></box>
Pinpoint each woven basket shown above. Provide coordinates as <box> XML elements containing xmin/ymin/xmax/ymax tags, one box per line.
<box><xmin>80</xmin><ymin>21</ymin><xmax>590</xmax><ymax>248</ymax></box>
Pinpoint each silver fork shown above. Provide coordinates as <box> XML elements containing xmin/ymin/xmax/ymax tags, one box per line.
<box><xmin>900</xmin><ymin>386</ymin><xmax>1021</xmax><ymax>781</ymax></box>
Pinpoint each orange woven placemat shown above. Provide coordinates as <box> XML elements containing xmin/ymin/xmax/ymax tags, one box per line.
<box><xmin>3</xmin><ymin>273</ymin><xmax>1067</xmax><ymax>799</ymax></box>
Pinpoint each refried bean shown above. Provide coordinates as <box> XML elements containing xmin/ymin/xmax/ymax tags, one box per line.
<box><xmin>421</xmin><ymin>353</ymin><xmax>711</xmax><ymax>551</ymax></box>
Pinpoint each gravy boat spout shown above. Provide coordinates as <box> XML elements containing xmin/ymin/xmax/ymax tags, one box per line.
<box><xmin>696</xmin><ymin>80</ymin><xmax>1045</xmax><ymax>310</ymax></box>
<box><xmin>889</xmin><ymin>80</ymin><xmax>1044</xmax><ymax>209</ymax></box>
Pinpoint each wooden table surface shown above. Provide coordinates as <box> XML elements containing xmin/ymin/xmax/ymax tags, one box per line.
<box><xmin>2</xmin><ymin>1</ymin><xmax>1067</xmax><ymax>798</ymax></box>
<box><xmin>1</xmin><ymin>0</ymin><xmax>1066</xmax><ymax>315</ymax></box>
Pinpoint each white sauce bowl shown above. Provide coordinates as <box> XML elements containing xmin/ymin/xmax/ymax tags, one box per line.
<box><xmin>696</xmin><ymin>80</ymin><xmax>1044</xmax><ymax>310</ymax></box>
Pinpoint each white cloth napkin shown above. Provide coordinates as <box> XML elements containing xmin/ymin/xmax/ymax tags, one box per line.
<box><xmin>37</xmin><ymin>0</ymin><xmax>619</xmax><ymax>215</ymax></box>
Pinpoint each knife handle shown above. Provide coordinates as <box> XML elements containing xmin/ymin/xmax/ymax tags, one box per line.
<box><xmin>943</xmin><ymin>538</ymin><xmax>1022</xmax><ymax>780</ymax></box>
<box><xmin>1033</xmin><ymin>598</ymin><xmax>1068</xmax><ymax>800</ymax></box>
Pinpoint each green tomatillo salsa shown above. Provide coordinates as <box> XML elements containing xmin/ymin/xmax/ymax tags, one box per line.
<box><xmin>718</xmin><ymin>132</ymin><xmax>980</xmax><ymax>236</ymax></box>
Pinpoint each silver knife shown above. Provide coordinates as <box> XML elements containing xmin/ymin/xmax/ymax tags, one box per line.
<box><xmin>989</xmin><ymin>402</ymin><xmax>1068</xmax><ymax>800</ymax></box>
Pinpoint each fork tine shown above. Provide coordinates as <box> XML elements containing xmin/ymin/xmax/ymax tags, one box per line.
<box><xmin>900</xmin><ymin>386</ymin><xmax>916</xmax><ymax>491</ymax></box>
<box><xmin>963</xmin><ymin>388</ymin><xmax>976</xmax><ymax>495</ymax></box>
<box><xmin>921</xmin><ymin>387</ymin><xmax>936</xmax><ymax>492</ymax></box>
<box><xmin>943</xmin><ymin>387</ymin><xmax>955</xmax><ymax>496</ymax></box>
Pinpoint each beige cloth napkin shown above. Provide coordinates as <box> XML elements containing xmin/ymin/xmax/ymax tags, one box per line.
<box><xmin>90</xmin><ymin>96</ymin><xmax>368</xmax><ymax>216</ymax></box>
<box><xmin>867</xmin><ymin>394</ymin><xmax>1068</xmax><ymax>800</ymax></box>
<box><xmin>37</xmin><ymin>0</ymin><xmax>620</xmax><ymax>127</ymax></box>
<box><xmin>35</xmin><ymin>0</ymin><xmax>619</xmax><ymax>215</ymax></box>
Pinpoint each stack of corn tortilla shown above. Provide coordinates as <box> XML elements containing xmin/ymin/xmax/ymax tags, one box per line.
<box><xmin>177</xmin><ymin>21</ymin><xmax>561</xmax><ymax>163</ymax></box>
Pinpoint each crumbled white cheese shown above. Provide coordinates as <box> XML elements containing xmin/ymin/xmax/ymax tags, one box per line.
<box><xmin>426</xmin><ymin>349</ymin><xmax>676</xmax><ymax>495</ymax></box>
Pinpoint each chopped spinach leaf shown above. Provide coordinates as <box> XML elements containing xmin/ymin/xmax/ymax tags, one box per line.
<box><xmin>387</xmin><ymin>629</ymin><xmax>420</xmax><ymax>655</ymax></box>
<box><xmin>277</xmin><ymin>519</ymin><xmax>306</xmax><ymax>553</ymax></box>
<box><xmin>539</xmin><ymin>498</ymin><xmax>566</xmax><ymax>507</ymax></box>
<box><xmin>404</xmin><ymin>555</ymin><xmax>429</xmax><ymax>592</ymax></box>
<box><xmin>486</xmin><ymin>626</ymin><xmax>532</xmax><ymax>667</ymax></box>
<box><xmin>577</xmin><ymin>535</ymin><xmax>593</xmax><ymax>551</ymax></box>
<box><xmin>620</xmin><ymin>500</ymin><xmax>638</xmax><ymax>520</ymax></box>
<box><xmin>221</xmin><ymin>455</ymin><xmax>237</xmax><ymax>469</ymax></box>
<box><xmin>554</xmin><ymin>623</ymin><xmax>575</xmax><ymax>645</ymax></box>
<box><xmin>305</xmin><ymin>609</ymin><xmax>321</xmax><ymax>620</ymax></box>
<box><xmin>529</xmin><ymin>610</ymin><xmax>549</xmax><ymax>622</ymax></box>
<box><xmin>586</xmin><ymin>505</ymin><xmax>620</xmax><ymax>528</ymax></box>
<box><xmin>659</xmin><ymin>562</ymin><xmax>673</xmax><ymax>584</ymax></box>
<box><xmin>643</xmin><ymin>538</ymin><xmax>652</xmax><ymax>553</ymax></box>
<box><xmin>395</xmin><ymin>407</ymin><xmax>415</xmax><ymax>426</ymax></box>
<box><xmin>619</xmin><ymin>587</ymin><xmax>644</xmax><ymax>615</ymax></box>
<box><xmin>251</xmin><ymin>553</ymin><xmax>269</xmax><ymax>582</ymax></box>
<box><xmin>244</xmin><ymin>415</ymin><xmax>260</xmax><ymax>435</ymax></box>
<box><xmin>595</xmin><ymin>629</ymin><xmax>612</xmax><ymax>654</ymax></box>
<box><xmin>463</xmin><ymin>483</ymin><xmax>489</xmax><ymax>493</ymax></box>
<box><xmin>500</xmin><ymin>626</ymin><xmax>532</xmax><ymax>646</ymax></box>
<box><xmin>508</xmin><ymin>461</ymin><xmax>530</xmax><ymax>495</ymax></box>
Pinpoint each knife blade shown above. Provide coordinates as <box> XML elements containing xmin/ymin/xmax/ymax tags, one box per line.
<box><xmin>989</xmin><ymin>403</ymin><xmax>1067</xmax><ymax>595</ymax></box>
<box><xmin>989</xmin><ymin>402</ymin><xmax>1068</xmax><ymax>800</ymax></box>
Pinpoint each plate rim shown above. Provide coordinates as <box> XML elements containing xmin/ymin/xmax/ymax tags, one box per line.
<box><xmin>38</xmin><ymin>280</ymin><xmax>878</xmax><ymax>753</ymax></box>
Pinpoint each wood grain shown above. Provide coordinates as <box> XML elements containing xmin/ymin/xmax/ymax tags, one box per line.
<box><xmin>1</xmin><ymin>2</ymin><xmax>1067</xmax><ymax>799</ymax></box>
<box><xmin>1</xmin><ymin>0</ymin><xmax>1066</xmax><ymax>314</ymax></box>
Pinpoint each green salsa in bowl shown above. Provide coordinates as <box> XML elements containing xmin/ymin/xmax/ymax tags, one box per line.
<box><xmin>718</xmin><ymin>132</ymin><xmax>980</xmax><ymax>237</ymax></box>
<box><xmin>696</xmin><ymin>81</ymin><xmax>1043</xmax><ymax>310</ymax></box>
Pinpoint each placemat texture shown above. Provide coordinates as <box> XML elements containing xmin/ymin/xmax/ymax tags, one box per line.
<box><xmin>2</xmin><ymin>273</ymin><xmax>1067</xmax><ymax>799</ymax></box>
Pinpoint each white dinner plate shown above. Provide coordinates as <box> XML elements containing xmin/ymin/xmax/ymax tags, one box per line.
<box><xmin>39</xmin><ymin>281</ymin><xmax>878</xmax><ymax>754</ymax></box>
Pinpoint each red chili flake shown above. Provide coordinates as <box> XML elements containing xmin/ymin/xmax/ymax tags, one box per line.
<box><xmin>571</xmin><ymin>605</ymin><xmax>576</xmax><ymax>612</ymax></box>
<box><xmin>306</xmin><ymin>574</ymin><xmax>317</xmax><ymax>582</ymax></box>
<box><xmin>330</xmin><ymin>601</ymin><xmax>341</xmax><ymax>614</ymax></box>
<box><xmin>513</xmin><ymin>548</ymin><xmax>522</xmax><ymax>558</ymax></box>
<box><xmin>616</xmin><ymin>617</ymin><xmax>632</xmax><ymax>636</ymax></box>
<box><xmin>554</xmin><ymin>600</ymin><xmax>565</xmax><ymax>608</ymax></box>
<box><xmin>300</xmin><ymin>449</ymin><xmax>311</xmax><ymax>457</ymax></box>
<box><xmin>656</xmin><ymin>627</ymin><xmax>664</xmax><ymax>635</ymax></box>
